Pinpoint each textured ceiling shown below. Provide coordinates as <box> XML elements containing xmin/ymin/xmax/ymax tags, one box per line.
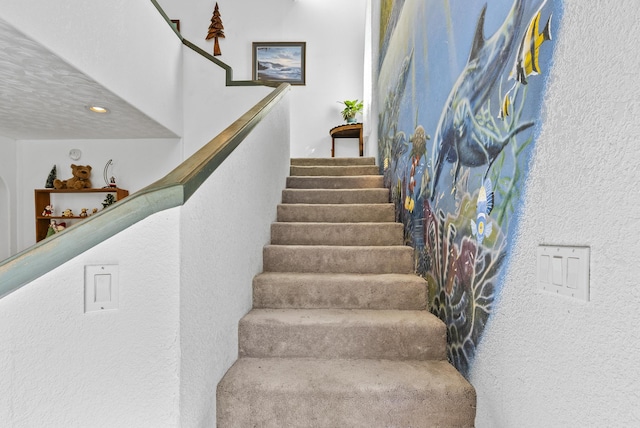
<box><xmin>0</xmin><ymin>18</ymin><xmax>178</xmax><ymax>140</ymax></box>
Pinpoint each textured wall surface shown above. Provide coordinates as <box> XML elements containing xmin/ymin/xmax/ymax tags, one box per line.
<box><xmin>0</xmin><ymin>0</ymin><xmax>183</xmax><ymax>135</ymax></box>
<box><xmin>179</xmin><ymin>95</ymin><xmax>291</xmax><ymax>427</ymax></box>
<box><xmin>0</xmin><ymin>209</ymin><xmax>182</xmax><ymax>427</ymax></box>
<box><xmin>470</xmin><ymin>0</ymin><xmax>640</xmax><ymax>426</ymax></box>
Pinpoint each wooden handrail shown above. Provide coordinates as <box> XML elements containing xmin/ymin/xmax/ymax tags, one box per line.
<box><xmin>149</xmin><ymin>0</ymin><xmax>275</xmax><ymax>88</ymax></box>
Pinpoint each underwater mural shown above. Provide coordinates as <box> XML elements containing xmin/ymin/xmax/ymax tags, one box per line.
<box><xmin>377</xmin><ymin>0</ymin><xmax>560</xmax><ymax>375</ymax></box>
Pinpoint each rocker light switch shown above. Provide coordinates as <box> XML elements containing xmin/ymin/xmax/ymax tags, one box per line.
<box><xmin>85</xmin><ymin>265</ymin><xmax>119</xmax><ymax>312</ymax></box>
<box><xmin>537</xmin><ymin>246</ymin><xmax>590</xmax><ymax>301</ymax></box>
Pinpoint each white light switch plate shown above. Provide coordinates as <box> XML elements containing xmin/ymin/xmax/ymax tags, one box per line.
<box><xmin>537</xmin><ymin>246</ymin><xmax>590</xmax><ymax>301</ymax></box>
<box><xmin>85</xmin><ymin>265</ymin><xmax>119</xmax><ymax>313</ymax></box>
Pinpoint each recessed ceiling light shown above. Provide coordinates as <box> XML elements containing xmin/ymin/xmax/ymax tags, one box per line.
<box><xmin>87</xmin><ymin>105</ymin><xmax>110</xmax><ymax>114</ymax></box>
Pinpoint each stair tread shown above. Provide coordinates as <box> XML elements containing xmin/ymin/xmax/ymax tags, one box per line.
<box><xmin>282</xmin><ymin>188</ymin><xmax>389</xmax><ymax>204</ymax></box>
<box><xmin>254</xmin><ymin>271</ymin><xmax>427</xmax><ymax>283</ymax></box>
<box><xmin>270</xmin><ymin>223</ymin><xmax>403</xmax><ymax>246</ymax></box>
<box><xmin>217</xmin><ymin>358</ymin><xmax>476</xmax><ymax>426</ymax></box>
<box><xmin>242</xmin><ymin>308</ymin><xmax>442</xmax><ymax>326</ymax></box>
<box><xmin>221</xmin><ymin>357</ymin><xmax>472</xmax><ymax>393</ymax></box>
<box><xmin>286</xmin><ymin>175</ymin><xmax>384</xmax><ymax>189</ymax></box>
<box><xmin>239</xmin><ymin>309</ymin><xmax>445</xmax><ymax>360</ymax></box>
<box><xmin>290</xmin><ymin>157</ymin><xmax>376</xmax><ymax>166</ymax></box>
<box><xmin>290</xmin><ymin>165</ymin><xmax>380</xmax><ymax>176</ymax></box>
<box><xmin>253</xmin><ymin>272</ymin><xmax>427</xmax><ymax>310</ymax></box>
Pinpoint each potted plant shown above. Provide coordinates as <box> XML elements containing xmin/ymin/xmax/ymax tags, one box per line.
<box><xmin>338</xmin><ymin>99</ymin><xmax>363</xmax><ymax>124</ymax></box>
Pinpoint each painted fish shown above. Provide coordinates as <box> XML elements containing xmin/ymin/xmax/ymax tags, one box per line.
<box><xmin>471</xmin><ymin>178</ymin><xmax>494</xmax><ymax>244</ymax></box>
<box><xmin>511</xmin><ymin>9</ymin><xmax>552</xmax><ymax>85</ymax></box>
<box><xmin>429</xmin><ymin>0</ymin><xmax>533</xmax><ymax>200</ymax></box>
<box><xmin>405</xmin><ymin>195</ymin><xmax>415</xmax><ymax>212</ymax></box>
<box><xmin>498</xmin><ymin>93</ymin><xmax>511</xmax><ymax>119</ymax></box>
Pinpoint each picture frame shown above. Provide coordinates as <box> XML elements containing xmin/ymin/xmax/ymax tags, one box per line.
<box><xmin>252</xmin><ymin>42</ymin><xmax>306</xmax><ymax>85</ymax></box>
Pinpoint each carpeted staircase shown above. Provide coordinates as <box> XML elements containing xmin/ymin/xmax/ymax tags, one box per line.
<box><xmin>217</xmin><ymin>157</ymin><xmax>476</xmax><ymax>427</ymax></box>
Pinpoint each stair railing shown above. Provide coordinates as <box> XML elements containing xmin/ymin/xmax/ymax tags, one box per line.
<box><xmin>0</xmin><ymin>82</ymin><xmax>290</xmax><ymax>299</ymax></box>
<box><xmin>150</xmin><ymin>0</ymin><xmax>277</xmax><ymax>88</ymax></box>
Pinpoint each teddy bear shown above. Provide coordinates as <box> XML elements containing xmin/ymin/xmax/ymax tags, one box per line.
<box><xmin>53</xmin><ymin>164</ymin><xmax>92</xmax><ymax>190</ymax></box>
<box><xmin>61</xmin><ymin>209</ymin><xmax>74</xmax><ymax>217</ymax></box>
<box><xmin>79</xmin><ymin>208</ymin><xmax>89</xmax><ymax>218</ymax></box>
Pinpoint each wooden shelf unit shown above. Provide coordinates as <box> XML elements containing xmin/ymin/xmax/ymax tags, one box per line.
<box><xmin>34</xmin><ymin>188</ymin><xmax>129</xmax><ymax>242</ymax></box>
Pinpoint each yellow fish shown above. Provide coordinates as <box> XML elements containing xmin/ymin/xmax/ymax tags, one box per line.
<box><xmin>511</xmin><ymin>10</ymin><xmax>552</xmax><ymax>85</ymax></box>
<box><xmin>404</xmin><ymin>195</ymin><xmax>415</xmax><ymax>212</ymax></box>
<box><xmin>498</xmin><ymin>93</ymin><xmax>511</xmax><ymax>119</ymax></box>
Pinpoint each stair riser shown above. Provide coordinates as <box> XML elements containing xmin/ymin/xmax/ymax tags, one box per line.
<box><xmin>277</xmin><ymin>204</ymin><xmax>394</xmax><ymax>223</ymax></box>
<box><xmin>291</xmin><ymin>157</ymin><xmax>376</xmax><ymax>166</ymax></box>
<box><xmin>290</xmin><ymin>165</ymin><xmax>380</xmax><ymax>176</ymax></box>
<box><xmin>217</xmin><ymin>359</ymin><xmax>476</xmax><ymax>428</ymax></box>
<box><xmin>286</xmin><ymin>176</ymin><xmax>383</xmax><ymax>189</ymax></box>
<box><xmin>263</xmin><ymin>246</ymin><xmax>414</xmax><ymax>274</ymax></box>
<box><xmin>253</xmin><ymin>275</ymin><xmax>427</xmax><ymax>310</ymax></box>
<box><xmin>281</xmin><ymin>189</ymin><xmax>389</xmax><ymax>204</ymax></box>
<box><xmin>270</xmin><ymin>223</ymin><xmax>403</xmax><ymax>246</ymax></box>
<box><xmin>218</xmin><ymin>389</ymin><xmax>475</xmax><ymax>428</ymax></box>
<box><xmin>238</xmin><ymin>312</ymin><xmax>446</xmax><ymax>360</ymax></box>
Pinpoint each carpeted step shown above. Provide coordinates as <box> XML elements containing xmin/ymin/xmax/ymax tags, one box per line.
<box><xmin>253</xmin><ymin>272</ymin><xmax>427</xmax><ymax>310</ymax></box>
<box><xmin>290</xmin><ymin>165</ymin><xmax>380</xmax><ymax>176</ymax></box>
<box><xmin>277</xmin><ymin>203</ymin><xmax>394</xmax><ymax>223</ymax></box>
<box><xmin>286</xmin><ymin>175</ymin><xmax>383</xmax><ymax>189</ymax></box>
<box><xmin>217</xmin><ymin>357</ymin><xmax>477</xmax><ymax>427</ymax></box>
<box><xmin>291</xmin><ymin>157</ymin><xmax>376</xmax><ymax>166</ymax></box>
<box><xmin>238</xmin><ymin>309</ymin><xmax>446</xmax><ymax>360</ymax></box>
<box><xmin>270</xmin><ymin>222</ymin><xmax>402</xmax><ymax>246</ymax></box>
<box><xmin>263</xmin><ymin>245</ymin><xmax>414</xmax><ymax>274</ymax></box>
<box><xmin>281</xmin><ymin>188</ymin><xmax>389</xmax><ymax>204</ymax></box>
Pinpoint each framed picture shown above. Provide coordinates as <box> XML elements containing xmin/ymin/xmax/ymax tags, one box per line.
<box><xmin>252</xmin><ymin>42</ymin><xmax>306</xmax><ymax>85</ymax></box>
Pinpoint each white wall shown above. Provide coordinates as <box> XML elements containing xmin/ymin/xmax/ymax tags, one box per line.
<box><xmin>470</xmin><ymin>1</ymin><xmax>640</xmax><ymax>426</ymax></box>
<box><xmin>15</xmin><ymin>139</ymin><xmax>181</xmax><ymax>252</ymax></box>
<box><xmin>0</xmin><ymin>0</ymin><xmax>184</xmax><ymax>136</ymax></box>
<box><xmin>0</xmin><ymin>135</ymin><xmax>17</xmax><ymax>259</ymax></box>
<box><xmin>181</xmin><ymin>45</ymin><xmax>271</xmax><ymax>157</ymax></box>
<box><xmin>158</xmin><ymin>0</ymin><xmax>367</xmax><ymax>158</ymax></box>
<box><xmin>0</xmin><ymin>208</ymin><xmax>182</xmax><ymax>427</ymax></box>
<box><xmin>0</xmin><ymin>90</ymin><xmax>291</xmax><ymax>428</ymax></box>
<box><xmin>179</xmin><ymin>92</ymin><xmax>291</xmax><ymax>427</ymax></box>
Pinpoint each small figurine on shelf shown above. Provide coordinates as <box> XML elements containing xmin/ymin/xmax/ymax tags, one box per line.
<box><xmin>109</xmin><ymin>176</ymin><xmax>117</xmax><ymax>188</ymax></box>
<box><xmin>45</xmin><ymin>165</ymin><xmax>57</xmax><ymax>188</ymax></box>
<box><xmin>79</xmin><ymin>208</ymin><xmax>89</xmax><ymax>218</ymax></box>
<box><xmin>61</xmin><ymin>209</ymin><xmax>74</xmax><ymax>217</ymax></box>
<box><xmin>46</xmin><ymin>219</ymin><xmax>66</xmax><ymax>238</ymax></box>
<box><xmin>101</xmin><ymin>194</ymin><xmax>116</xmax><ymax>209</ymax></box>
<box><xmin>42</xmin><ymin>205</ymin><xmax>53</xmax><ymax>216</ymax></box>
<box><xmin>92</xmin><ymin>208</ymin><xmax>99</xmax><ymax>215</ymax></box>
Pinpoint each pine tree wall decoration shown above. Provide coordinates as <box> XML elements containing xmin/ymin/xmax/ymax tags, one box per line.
<box><xmin>206</xmin><ymin>2</ymin><xmax>225</xmax><ymax>56</ymax></box>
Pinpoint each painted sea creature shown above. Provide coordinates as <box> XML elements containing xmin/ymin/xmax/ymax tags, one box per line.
<box><xmin>379</xmin><ymin>50</ymin><xmax>414</xmax><ymax>178</ymax></box>
<box><xmin>471</xmin><ymin>178</ymin><xmax>494</xmax><ymax>244</ymax></box>
<box><xmin>498</xmin><ymin>93</ymin><xmax>511</xmax><ymax>119</ymax></box>
<box><xmin>429</xmin><ymin>0</ymin><xmax>534</xmax><ymax>199</ymax></box>
<box><xmin>511</xmin><ymin>8</ymin><xmax>552</xmax><ymax>85</ymax></box>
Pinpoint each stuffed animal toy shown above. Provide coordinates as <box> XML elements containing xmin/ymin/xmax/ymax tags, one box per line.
<box><xmin>61</xmin><ymin>209</ymin><xmax>74</xmax><ymax>217</ymax></box>
<box><xmin>79</xmin><ymin>208</ymin><xmax>89</xmax><ymax>218</ymax></box>
<box><xmin>41</xmin><ymin>205</ymin><xmax>53</xmax><ymax>216</ymax></box>
<box><xmin>53</xmin><ymin>164</ymin><xmax>92</xmax><ymax>190</ymax></box>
